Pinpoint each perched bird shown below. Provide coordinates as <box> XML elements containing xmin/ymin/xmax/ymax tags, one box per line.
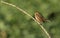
<box><xmin>34</xmin><ymin>11</ymin><xmax>47</xmax><ymax>24</ymax></box>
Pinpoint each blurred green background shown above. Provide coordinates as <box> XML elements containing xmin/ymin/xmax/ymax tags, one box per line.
<box><xmin>0</xmin><ymin>0</ymin><xmax>60</xmax><ymax>38</ymax></box>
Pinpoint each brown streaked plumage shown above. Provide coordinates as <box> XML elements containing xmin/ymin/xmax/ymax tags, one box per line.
<box><xmin>35</xmin><ymin>11</ymin><xmax>46</xmax><ymax>23</ymax></box>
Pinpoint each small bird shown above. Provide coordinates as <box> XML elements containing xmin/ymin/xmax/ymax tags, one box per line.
<box><xmin>35</xmin><ymin>11</ymin><xmax>47</xmax><ymax>24</ymax></box>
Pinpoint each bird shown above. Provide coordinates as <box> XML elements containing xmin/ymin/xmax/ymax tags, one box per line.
<box><xmin>34</xmin><ymin>11</ymin><xmax>47</xmax><ymax>24</ymax></box>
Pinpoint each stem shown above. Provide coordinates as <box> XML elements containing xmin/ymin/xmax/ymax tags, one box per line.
<box><xmin>1</xmin><ymin>1</ymin><xmax>51</xmax><ymax>38</ymax></box>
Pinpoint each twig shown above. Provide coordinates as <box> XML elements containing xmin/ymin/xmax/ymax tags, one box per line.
<box><xmin>1</xmin><ymin>1</ymin><xmax>51</xmax><ymax>38</ymax></box>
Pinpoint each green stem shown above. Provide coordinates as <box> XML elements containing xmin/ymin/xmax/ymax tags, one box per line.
<box><xmin>1</xmin><ymin>1</ymin><xmax>51</xmax><ymax>38</ymax></box>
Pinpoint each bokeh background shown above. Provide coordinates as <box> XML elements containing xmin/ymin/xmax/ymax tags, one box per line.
<box><xmin>0</xmin><ymin>0</ymin><xmax>60</xmax><ymax>38</ymax></box>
